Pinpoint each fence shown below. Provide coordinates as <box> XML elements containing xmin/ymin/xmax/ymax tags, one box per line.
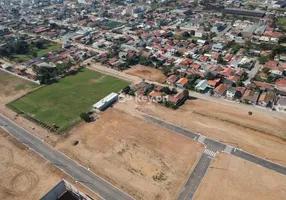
<box><xmin>40</xmin><ymin>179</ymin><xmax>93</xmax><ymax>200</ymax></box>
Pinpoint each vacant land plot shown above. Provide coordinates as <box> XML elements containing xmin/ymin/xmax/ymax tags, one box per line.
<box><xmin>115</xmin><ymin>98</ymin><xmax>286</xmax><ymax>166</ymax></box>
<box><xmin>277</xmin><ymin>17</ymin><xmax>286</xmax><ymax>32</ymax></box>
<box><xmin>0</xmin><ymin>129</ymin><xmax>96</xmax><ymax>200</ymax></box>
<box><xmin>56</xmin><ymin>109</ymin><xmax>204</xmax><ymax>200</ymax></box>
<box><xmin>193</xmin><ymin>153</ymin><xmax>286</xmax><ymax>200</ymax></box>
<box><xmin>0</xmin><ymin>71</ymin><xmax>38</xmax><ymax>106</ymax></box>
<box><xmin>8</xmin><ymin>69</ymin><xmax>128</xmax><ymax>131</ymax></box>
<box><xmin>124</xmin><ymin>65</ymin><xmax>167</xmax><ymax>83</ymax></box>
<box><xmin>15</xmin><ymin>42</ymin><xmax>62</xmax><ymax>62</ymax></box>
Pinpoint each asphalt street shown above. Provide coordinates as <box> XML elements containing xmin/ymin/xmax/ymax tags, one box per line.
<box><xmin>0</xmin><ymin>114</ymin><xmax>134</xmax><ymax>200</ymax></box>
<box><xmin>177</xmin><ymin>153</ymin><xmax>213</xmax><ymax>200</ymax></box>
<box><xmin>232</xmin><ymin>149</ymin><xmax>286</xmax><ymax>175</ymax></box>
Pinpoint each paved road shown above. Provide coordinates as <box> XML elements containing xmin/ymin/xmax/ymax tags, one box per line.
<box><xmin>177</xmin><ymin>152</ymin><xmax>214</xmax><ymax>200</ymax></box>
<box><xmin>244</xmin><ymin>59</ymin><xmax>261</xmax><ymax>85</ymax></box>
<box><xmin>0</xmin><ymin>114</ymin><xmax>134</xmax><ymax>200</ymax></box>
<box><xmin>232</xmin><ymin>149</ymin><xmax>286</xmax><ymax>175</ymax></box>
<box><xmin>141</xmin><ymin>113</ymin><xmax>286</xmax><ymax>199</ymax></box>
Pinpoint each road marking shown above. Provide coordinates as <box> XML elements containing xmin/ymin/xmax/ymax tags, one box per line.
<box><xmin>204</xmin><ymin>149</ymin><xmax>216</xmax><ymax>157</ymax></box>
<box><xmin>197</xmin><ymin>135</ymin><xmax>206</xmax><ymax>143</ymax></box>
<box><xmin>224</xmin><ymin>145</ymin><xmax>234</xmax><ymax>154</ymax></box>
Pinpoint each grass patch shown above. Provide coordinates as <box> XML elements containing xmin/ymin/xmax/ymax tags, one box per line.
<box><xmin>34</xmin><ymin>43</ymin><xmax>61</xmax><ymax>57</ymax></box>
<box><xmin>8</xmin><ymin>69</ymin><xmax>129</xmax><ymax>132</ymax></box>
<box><xmin>277</xmin><ymin>17</ymin><xmax>286</xmax><ymax>32</ymax></box>
<box><xmin>13</xmin><ymin>42</ymin><xmax>62</xmax><ymax>62</ymax></box>
<box><xmin>103</xmin><ymin>20</ymin><xmax>124</xmax><ymax>29</ymax></box>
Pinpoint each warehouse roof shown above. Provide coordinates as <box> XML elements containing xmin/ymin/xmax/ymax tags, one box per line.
<box><xmin>93</xmin><ymin>92</ymin><xmax>118</xmax><ymax>109</ymax></box>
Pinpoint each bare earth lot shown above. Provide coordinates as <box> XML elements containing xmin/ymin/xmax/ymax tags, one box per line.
<box><xmin>0</xmin><ymin>129</ymin><xmax>96</xmax><ymax>200</ymax></box>
<box><xmin>55</xmin><ymin>108</ymin><xmax>204</xmax><ymax>200</ymax></box>
<box><xmin>124</xmin><ymin>65</ymin><xmax>167</xmax><ymax>83</ymax></box>
<box><xmin>116</xmin><ymin>98</ymin><xmax>286</xmax><ymax>166</ymax></box>
<box><xmin>0</xmin><ymin>71</ymin><xmax>38</xmax><ymax>107</ymax></box>
<box><xmin>193</xmin><ymin>153</ymin><xmax>286</xmax><ymax>200</ymax></box>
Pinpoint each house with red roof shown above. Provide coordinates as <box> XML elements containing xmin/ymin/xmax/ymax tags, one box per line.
<box><xmin>275</xmin><ymin>79</ymin><xmax>286</xmax><ymax>92</ymax></box>
<box><xmin>258</xmin><ymin>91</ymin><xmax>275</xmax><ymax>107</ymax></box>
<box><xmin>213</xmin><ymin>84</ymin><xmax>228</xmax><ymax>97</ymax></box>
<box><xmin>166</xmin><ymin>75</ymin><xmax>179</xmax><ymax>85</ymax></box>
<box><xmin>220</xmin><ymin>67</ymin><xmax>233</xmax><ymax>77</ymax></box>
<box><xmin>207</xmin><ymin>78</ymin><xmax>221</xmax><ymax>88</ymax></box>
<box><xmin>176</xmin><ymin>78</ymin><xmax>189</xmax><ymax>88</ymax></box>
<box><xmin>190</xmin><ymin>63</ymin><xmax>201</xmax><ymax>71</ymax></box>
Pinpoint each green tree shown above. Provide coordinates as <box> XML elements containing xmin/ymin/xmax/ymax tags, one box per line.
<box><xmin>80</xmin><ymin>113</ymin><xmax>92</xmax><ymax>122</ymax></box>
<box><xmin>205</xmin><ymin>72</ymin><xmax>216</xmax><ymax>80</ymax></box>
<box><xmin>258</xmin><ymin>56</ymin><xmax>269</xmax><ymax>64</ymax></box>
<box><xmin>278</xmin><ymin>36</ymin><xmax>286</xmax><ymax>44</ymax></box>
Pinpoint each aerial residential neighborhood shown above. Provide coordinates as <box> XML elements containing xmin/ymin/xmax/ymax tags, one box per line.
<box><xmin>0</xmin><ymin>0</ymin><xmax>286</xmax><ymax>200</ymax></box>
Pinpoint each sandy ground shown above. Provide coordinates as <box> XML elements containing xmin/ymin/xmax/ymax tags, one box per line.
<box><xmin>124</xmin><ymin>65</ymin><xmax>167</xmax><ymax>83</ymax></box>
<box><xmin>55</xmin><ymin>108</ymin><xmax>204</xmax><ymax>200</ymax></box>
<box><xmin>115</xmin><ymin>98</ymin><xmax>286</xmax><ymax>166</ymax></box>
<box><xmin>0</xmin><ymin>71</ymin><xmax>38</xmax><ymax>109</ymax></box>
<box><xmin>0</xmin><ymin>129</ymin><xmax>98</xmax><ymax>200</ymax></box>
<box><xmin>193</xmin><ymin>153</ymin><xmax>286</xmax><ymax>200</ymax></box>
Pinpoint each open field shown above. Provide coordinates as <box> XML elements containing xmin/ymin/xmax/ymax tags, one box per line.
<box><xmin>14</xmin><ymin>42</ymin><xmax>62</xmax><ymax>62</ymax></box>
<box><xmin>0</xmin><ymin>71</ymin><xmax>38</xmax><ymax>106</ymax></box>
<box><xmin>277</xmin><ymin>17</ymin><xmax>286</xmax><ymax>32</ymax></box>
<box><xmin>8</xmin><ymin>69</ymin><xmax>128</xmax><ymax>131</ymax></box>
<box><xmin>34</xmin><ymin>43</ymin><xmax>62</xmax><ymax>57</ymax></box>
<box><xmin>193</xmin><ymin>153</ymin><xmax>286</xmax><ymax>200</ymax></box>
<box><xmin>0</xmin><ymin>129</ymin><xmax>97</xmax><ymax>200</ymax></box>
<box><xmin>115</xmin><ymin>98</ymin><xmax>286</xmax><ymax>166</ymax></box>
<box><xmin>124</xmin><ymin>65</ymin><xmax>167</xmax><ymax>83</ymax></box>
<box><xmin>55</xmin><ymin>108</ymin><xmax>204</xmax><ymax>200</ymax></box>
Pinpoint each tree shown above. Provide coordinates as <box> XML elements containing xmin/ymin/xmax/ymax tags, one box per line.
<box><xmin>262</xmin><ymin>67</ymin><xmax>270</xmax><ymax>74</ymax></box>
<box><xmin>32</xmin><ymin>52</ymin><xmax>38</xmax><ymax>58</ymax></box>
<box><xmin>218</xmin><ymin>55</ymin><xmax>227</xmax><ymax>65</ymax></box>
<box><xmin>80</xmin><ymin>113</ymin><xmax>92</xmax><ymax>122</ymax></box>
<box><xmin>162</xmin><ymin>66</ymin><xmax>172</xmax><ymax>75</ymax></box>
<box><xmin>162</xmin><ymin>87</ymin><xmax>172</xmax><ymax>95</ymax></box>
<box><xmin>258</xmin><ymin>56</ymin><xmax>269</xmax><ymax>64</ymax></box>
<box><xmin>125</xmin><ymin>57</ymin><xmax>137</xmax><ymax>65</ymax></box>
<box><xmin>279</xmin><ymin>36</ymin><xmax>286</xmax><ymax>44</ymax></box>
<box><xmin>35</xmin><ymin>40</ymin><xmax>44</xmax><ymax>49</ymax></box>
<box><xmin>183</xmin><ymin>89</ymin><xmax>189</xmax><ymax>97</ymax></box>
<box><xmin>205</xmin><ymin>72</ymin><xmax>216</xmax><ymax>80</ymax></box>
<box><xmin>32</xmin><ymin>65</ymin><xmax>56</xmax><ymax>84</ymax></box>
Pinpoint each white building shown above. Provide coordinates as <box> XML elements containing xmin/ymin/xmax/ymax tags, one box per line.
<box><xmin>93</xmin><ymin>92</ymin><xmax>119</xmax><ymax>111</ymax></box>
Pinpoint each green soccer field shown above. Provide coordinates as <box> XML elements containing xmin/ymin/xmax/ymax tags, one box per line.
<box><xmin>8</xmin><ymin>69</ymin><xmax>129</xmax><ymax>131</ymax></box>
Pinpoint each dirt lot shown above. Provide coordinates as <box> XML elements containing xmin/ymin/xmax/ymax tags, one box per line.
<box><xmin>193</xmin><ymin>153</ymin><xmax>286</xmax><ymax>200</ymax></box>
<box><xmin>55</xmin><ymin>108</ymin><xmax>204</xmax><ymax>200</ymax></box>
<box><xmin>124</xmin><ymin>65</ymin><xmax>167</xmax><ymax>83</ymax></box>
<box><xmin>0</xmin><ymin>129</ymin><xmax>97</xmax><ymax>200</ymax></box>
<box><xmin>115</xmin><ymin>98</ymin><xmax>286</xmax><ymax>166</ymax></box>
<box><xmin>0</xmin><ymin>71</ymin><xmax>38</xmax><ymax>108</ymax></box>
